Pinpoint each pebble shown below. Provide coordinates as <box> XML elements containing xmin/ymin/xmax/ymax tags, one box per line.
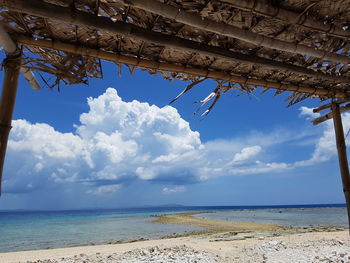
<box><xmin>24</xmin><ymin>245</ymin><xmax>219</xmax><ymax>263</ymax></box>
<box><xmin>248</xmin><ymin>238</ymin><xmax>349</xmax><ymax>263</ymax></box>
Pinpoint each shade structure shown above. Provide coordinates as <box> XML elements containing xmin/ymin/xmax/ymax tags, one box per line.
<box><xmin>0</xmin><ymin>0</ymin><xmax>350</xmax><ymax>100</ymax></box>
<box><xmin>0</xmin><ymin>0</ymin><xmax>350</xmax><ymax>228</ymax></box>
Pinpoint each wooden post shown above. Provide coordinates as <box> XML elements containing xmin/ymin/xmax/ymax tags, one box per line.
<box><xmin>0</xmin><ymin>52</ymin><xmax>21</xmax><ymax>195</ymax></box>
<box><xmin>331</xmin><ymin>102</ymin><xmax>350</xmax><ymax>231</ymax></box>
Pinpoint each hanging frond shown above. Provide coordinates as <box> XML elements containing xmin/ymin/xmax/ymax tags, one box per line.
<box><xmin>115</xmin><ymin>63</ymin><xmax>122</xmax><ymax>77</ymax></box>
<box><xmin>274</xmin><ymin>89</ymin><xmax>285</xmax><ymax>97</ymax></box>
<box><xmin>286</xmin><ymin>92</ymin><xmax>312</xmax><ymax>107</ymax></box>
<box><xmin>201</xmin><ymin>89</ymin><xmax>222</xmax><ymax>117</ymax></box>
<box><xmin>260</xmin><ymin>87</ymin><xmax>270</xmax><ymax>95</ymax></box>
<box><xmin>127</xmin><ymin>65</ymin><xmax>136</xmax><ymax>76</ymax></box>
<box><xmin>169</xmin><ymin>77</ymin><xmax>206</xmax><ymax>104</ymax></box>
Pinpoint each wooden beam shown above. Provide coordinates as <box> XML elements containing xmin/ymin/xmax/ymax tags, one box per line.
<box><xmin>0</xmin><ymin>52</ymin><xmax>21</xmax><ymax>194</ymax></box>
<box><xmin>312</xmin><ymin>104</ymin><xmax>350</xmax><ymax>125</ymax></box>
<box><xmin>20</xmin><ymin>68</ymin><xmax>40</xmax><ymax>90</ymax></box>
<box><xmin>222</xmin><ymin>0</ymin><xmax>350</xmax><ymax>40</ymax></box>
<box><xmin>13</xmin><ymin>35</ymin><xmax>350</xmax><ymax>99</ymax></box>
<box><xmin>331</xmin><ymin>103</ymin><xmax>350</xmax><ymax>232</ymax></box>
<box><xmin>0</xmin><ymin>25</ymin><xmax>40</xmax><ymax>90</ymax></box>
<box><xmin>114</xmin><ymin>0</ymin><xmax>350</xmax><ymax>65</ymax></box>
<box><xmin>2</xmin><ymin>0</ymin><xmax>350</xmax><ymax>84</ymax></box>
<box><xmin>313</xmin><ymin>99</ymin><xmax>350</xmax><ymax>113</ymax></box>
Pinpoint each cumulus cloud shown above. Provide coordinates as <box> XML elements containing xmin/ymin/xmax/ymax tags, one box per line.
<box><xmin>4</xmin><ymin>89</ymin><xmax>337</xmax><ymax>196</ymax></box>
<box><xmin>6</xmin><ymin>88</ymin><xmax>204</xmax><ymax>194</ymax></box>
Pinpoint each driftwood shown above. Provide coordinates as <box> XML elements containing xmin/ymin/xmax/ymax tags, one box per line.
<box><xmin>115</xmin><ymin>0</ymin><xmax>350</xmax><ymax>65</ymax></box>
<box><xmin>13</xmin><ymin>35</ymin><xmax>349</xmax><ymax>99</ymax></box>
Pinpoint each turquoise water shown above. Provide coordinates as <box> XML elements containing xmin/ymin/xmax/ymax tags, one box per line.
<box><xmin>0</xmin><ymin>205</ymin><xmax>347</xmax><ymax>253</ymax></box>
<box><xmin>195</xmin><ymin>207</ymin><xmax>348</xmax><ymax>227</ymax></box>
<box><xmin>0</xmin><ymin>209</ymin><xmax>204</xmax><ymax>252</ymax></box>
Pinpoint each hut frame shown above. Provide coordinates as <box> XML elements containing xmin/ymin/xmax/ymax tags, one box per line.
<box><xmin>0</xmin><ymin>0</ymin><xmax>350</xmax><ymax>230</ymax></box>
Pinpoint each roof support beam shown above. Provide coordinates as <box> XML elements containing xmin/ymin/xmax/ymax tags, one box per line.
<box><xmin>20</xmin><ymin>67</ymin><xmax>40</xmax><ymax>90</ymax></box>
<box><xmin>114</xmin><ymin>0</ymin><xmax>350</xmax><ymax>65</ymax></box>
<box><xmin>13</xmin><ymin>35</ymin><xmax>350</xmax><ymax>99</ymax></box>
<box><xmin>0</xmin><ymin>46</ymin><xmax>21</xmax><ymax>196</ymax></box>
<box><xmin>312</xmin><ymin>103</ymin><xmax>350</xmax><ymax>125</ymax></box>
<box><xmin>313</xmin><ymin>99</ymin><xmax>350</xmax><ymax>113</ymax></box>
<box><xmin>0</xmin><ymin>26</ymin><xmax>40</xmax><ymax>90</ymax></box>
<box><xmin>2</xmin><ymin>0</ymin><xmax>350</xmax><ymax>84</ymax></box>
<box><xmin>331</xmin><ymin>103</ymin><xmax>350</xmax><ymax>233</ymax></box>
<box><xmin>222</xmin><ymin>0</ymin><xmax>350</xmax><ymax>40</ymax></box>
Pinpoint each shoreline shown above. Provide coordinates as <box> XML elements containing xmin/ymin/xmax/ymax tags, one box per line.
<box><xmin>153</xmin><ymin>212</ymin><xmax>346</xmax><ymax>235</ymax></box>
<box><xmin>0</xmin><ymin>212</ymin><xmax>348</xmax><ymax>262</ymax></box>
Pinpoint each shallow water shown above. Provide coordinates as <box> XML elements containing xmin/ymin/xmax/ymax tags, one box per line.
<box><xmin>0</xmin><ymin>205</ymin><xmax>346</xmax><ymax>252</ymax></box>
<box><xmin>194</xmin><ymin>207</ymin><xmax>348</xmax><ymax>227</ymax></box>
<box><xmin>0</xmin><ymin>209</ymin><xmax>203</xmax><ymax>253</ymax></box>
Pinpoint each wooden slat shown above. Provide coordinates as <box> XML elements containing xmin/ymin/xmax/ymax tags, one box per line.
<box><xmin>222</xmin><ymin>0</ymin><xmax>350</xmax><ymax>39</ymax></box>
<box><xmin>313</xmin><ymin>99</ymin><xmax>350</xmax><ymax>113</ymax></box>
<box><xmin>114</xmin><ymin>0</ymin><xmax>350</xmax><ymax>64</ymax></box>
<box><xmin>2</xmin><ymin>0</ymin><xmax>350</xmax><ymax>84</ymax></box>
<box><xmin>312</xmin><ymin>104</ymin><xmax>350</xmax><ymax>125</ymax></box>
<box><xmin>13</xmin><ymin>35</ymin><xmax>350</xmax><ymax>98</ymax></box>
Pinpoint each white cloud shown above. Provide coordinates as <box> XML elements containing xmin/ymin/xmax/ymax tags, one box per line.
<box><xmin>5</xmin><ymin>89</ymin><xmax>339</xmax><ymax>196</ymax></box>
<box><xmin>162</xmin><ymin>186</ymin><xmax>186</xmax><ymax>194</ymax></box>
<box><xmin>5</xmin><ymin>88</ymin><xmax>204</xmax><ymax>194</ymax></box>
<box><xmin>299</xmin><ymin>106</ymin><xmax>320</xmax><ymax>119</ymax></box>
<box><xmin>294</xmin><ymin>107</ymin><xmax>350</xmax><ymax>167</ymax></box>
<box><xmin>232</xmin><ymin>145</ymin><xmax>262</xmax><ymax>163</ymax></box>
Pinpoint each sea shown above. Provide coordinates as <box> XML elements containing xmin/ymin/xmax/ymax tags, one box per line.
<box><xmin>0</xmin><ymin>204</ymin><xmax>347</xmax><ymax>253</ymax></box>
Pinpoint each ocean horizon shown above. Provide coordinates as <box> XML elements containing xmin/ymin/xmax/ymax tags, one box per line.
<box><xmin>0</xmin><ymin>203</ymin><xmax>347</xmax><ymax>253</ymax></box>
<box><xmin>0</xmin><ymin>203</ymin><xmax>346</xmax><ymax>212</ymax></box>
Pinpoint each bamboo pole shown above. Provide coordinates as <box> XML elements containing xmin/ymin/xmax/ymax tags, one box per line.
<box><xmin>222</xmin><ymin>0</ymin><xmax>350</xmax><ymax>40</ymax></box>
<box><xmin>20</xmin><ymin>67</ymin><xmax>40</xmax><ymax>90</ymax></box>
<box><xmin>2</xmin><ymin>0</ymin><xmax>350</xmax><ymax>84</ymax></box>
<box><xmin>0</xmin><ymin>52</ymin><xmax>21</xmax><ymax>194</ymax></box>
<box><xmin>114</xmin><ymin>0</ymin><xmax>350</xmax><ymax>65</ymax></box>
<box><xmin>331</xmin><ymin>103</ymin><xmax>350</xmax><ymax>232</ymax></box>
<box><xmin>13</xmin><ymin>35</ymin><xmax>350</xmax><ymax>99</ymax></box>
<box><xmin>313</xmin><ymin>104</ymin><xmax>350</xmax><ymax>125</ymax></box>
<box><xmin>313</xmin><ymin>99</ymin><xmax>350</xmax><ymax>113</ymax></box>
<box><xmin>0</xmin><ymin>26</ymin><xmax>40</xmax><ymax>90</ymax></box>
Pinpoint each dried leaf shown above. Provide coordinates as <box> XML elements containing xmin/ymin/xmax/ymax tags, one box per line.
<box><xmin>169</xmin><ymin>77</ymin><xmax>206</xmax><ymax>104</ymax></box>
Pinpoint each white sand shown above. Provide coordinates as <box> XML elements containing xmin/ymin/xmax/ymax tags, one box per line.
<box><xmin>1</xmin><ymin>230</ymin><xmax>349</xmax><ymax>263</ymax></box>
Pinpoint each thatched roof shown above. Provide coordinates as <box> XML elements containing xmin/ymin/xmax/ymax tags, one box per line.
<box><xmin>1</xmin><ymin>0</ymin><xmax>350</xmax><ymax>110</ymax></box>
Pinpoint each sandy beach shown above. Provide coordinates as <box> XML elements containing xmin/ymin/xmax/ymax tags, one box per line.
<box><xmin>0</xmin><ymin>212</ymin><xmax>348</xmax><ymax>263</ymax></box>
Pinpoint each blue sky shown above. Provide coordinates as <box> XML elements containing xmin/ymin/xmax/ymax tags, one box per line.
<box><xmin>0</xmin><ymin>59</ymin><xmax>347</xmax><ymax>210</ymax></box>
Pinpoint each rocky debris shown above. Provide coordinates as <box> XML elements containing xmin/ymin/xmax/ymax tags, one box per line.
<box><xmin>114</xmin><ymin>245</ymin><xmax>218</xmax><ymax>263</ymax></box>
<box><xmin>243</xmin><ymin>238</ymin><xmax>349</xmax><ymax>263</ymax></box>
<box><xmin>25</xmin><ymin>245</ymin><xmax>219</xmax><ymax>263</ymax></box>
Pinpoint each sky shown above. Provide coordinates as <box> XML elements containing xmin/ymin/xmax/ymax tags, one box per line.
<box><xmin>0</xmin><ymin>57</ymin><xmax>348</xmax><ymax>210</ymax></box>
